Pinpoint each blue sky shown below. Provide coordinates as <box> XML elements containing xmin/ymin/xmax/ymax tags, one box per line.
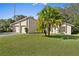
<box><xmin>0</xmin><ymin>3</ymin><xmax>69</xmax><ymax>19</ymax></box>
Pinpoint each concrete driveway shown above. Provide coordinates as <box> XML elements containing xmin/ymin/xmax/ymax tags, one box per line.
<box><xmin>0</xmin><ymin>32</ymin><xmax>16</xmax><ymax>36</ymax></box>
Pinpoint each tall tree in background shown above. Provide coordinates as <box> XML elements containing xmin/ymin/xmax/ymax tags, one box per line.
<box><xmin>14</xmin><ymin>15</ymin><xmax>27</xmax><ymax>21</ymax></box>
<box><xmin>61</xmin><ymin>3</ymin><xmax>79</xmax><ymax>34</ymax></box>
<box><xmin>38</xmin><ymin>6</ymin><xmax>63</xmax><ymax>36</ymax></box>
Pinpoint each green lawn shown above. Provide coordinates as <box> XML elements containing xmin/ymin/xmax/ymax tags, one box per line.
<box><xmin>0</xmin><ymin>34</ymin><xmax>79</xmax><ymax>56</ymax></box>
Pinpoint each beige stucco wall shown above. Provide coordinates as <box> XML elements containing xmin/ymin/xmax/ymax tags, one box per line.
<box><xmin>21</xmin><ymin>21</ymin><xmax>26</xmax><ymax>25</ymax></box>
<box><xmin>21</xmin><ymin>20</ymin><xmax>28</xmax><ymax>27</ymax></box>
<box><xmin>28</xmin><ymin>19</ymin><xmax>37</xmax><ymax>33</ymax></box>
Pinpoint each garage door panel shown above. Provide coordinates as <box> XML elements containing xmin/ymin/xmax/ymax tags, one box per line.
<box><xmin>15</xmin><ymin>27</ymin><xmax>20</xmax><ymax>33</ymax></box>
<box><xmin>21</xmin><ymin>27</ymin><xmax>26</xmax><ymax>33</ymax></box>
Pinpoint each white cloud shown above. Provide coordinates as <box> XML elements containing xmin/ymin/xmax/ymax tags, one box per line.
<box><xmin>42</xmin><ymin>3</ymin><xmax>47</xmax><ymax>5</ymax></box>
<box><xmin>32</xmin><ymin>3</ymin><xmax>38</xmax><ymax>6</ymax></box>
<box><xmin>32</xmin><ymin>3</ymin><xmax>47</xmax><ymax>6</ymax></box>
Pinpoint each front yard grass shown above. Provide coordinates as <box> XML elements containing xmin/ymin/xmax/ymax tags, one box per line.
<box><xmin>0</xmin><ymin>34</ymin><xmax>79</xmax><ymax>55</ymax></box>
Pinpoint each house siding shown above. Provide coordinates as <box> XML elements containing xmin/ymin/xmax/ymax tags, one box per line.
<box><xmin>28</xmin><ymin>19</ymin><xmax>37</xmax><ymax>33</ymax></box>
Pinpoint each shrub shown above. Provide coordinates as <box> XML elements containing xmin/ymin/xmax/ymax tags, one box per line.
<box><xmin>71</xmin><ymin>26</ymin><xmax>79</xmax><ymax>34</ymax></box>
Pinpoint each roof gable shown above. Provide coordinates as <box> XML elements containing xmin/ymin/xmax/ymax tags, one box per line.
<box><xmin>11</xmin><ymin>16</ymin><xmax>36</xmax><ymax>25</ymax></box>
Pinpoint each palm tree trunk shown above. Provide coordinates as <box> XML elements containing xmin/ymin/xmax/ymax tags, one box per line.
<box><xmin>42</xmin><ymin>22</ymin><xmax>47</xmax><ymax>36</ymax></box>
<box><xmin>44</xmin><ymin>29</ymin><xmax>47</xmax><ymax>36</ymax></box>
<box><xmin>48</xmin><ymin>23</ymin><xmax>51</xmax><ymax>36</ymax></box>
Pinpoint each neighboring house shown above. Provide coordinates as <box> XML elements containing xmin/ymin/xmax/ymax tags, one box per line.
<box><xmin>11</xmin><ymin>17</ymin><xmax>37</xmax><ymax>33</ymax></box>
<box><xmin>50</xmin><ymin>23</ymin><xmax>72</xmax><ymax>35</ymax></box>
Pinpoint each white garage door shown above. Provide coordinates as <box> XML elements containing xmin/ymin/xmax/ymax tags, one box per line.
<box><xmin>15</xmin><ymin>27</ymin><xmax>20</xmax><ymax>33</ymax></box>
<box><xmin>21</xmin><ymin>27</ymin><xmax>26</xmax><ymax>33</ymax></box>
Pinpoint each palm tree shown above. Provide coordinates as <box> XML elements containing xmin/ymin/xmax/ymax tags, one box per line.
<box><xmin>38</xmin><ymin>6</ymin><xmax>63</xmax><ymax>36</ymax></box>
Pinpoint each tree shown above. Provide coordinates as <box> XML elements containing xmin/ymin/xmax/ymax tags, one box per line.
<box><xmin>0</xmin><ymin>18</ymin><xmax>15</xmax><ymax>32</ymax></box>
<box><xmin>14</xmin><ymin>15</ymin><xmax>27</xmax><ymax>21</ymax></box>
<box><xmin>61</xmin><ymin>3</ymin><xmax>79</xmax><ymax>34</ymax></box>
<box><xmin>38</xmin><ymin>6</ymin><xmax>63</xmax><ymax>36</ymax></box>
